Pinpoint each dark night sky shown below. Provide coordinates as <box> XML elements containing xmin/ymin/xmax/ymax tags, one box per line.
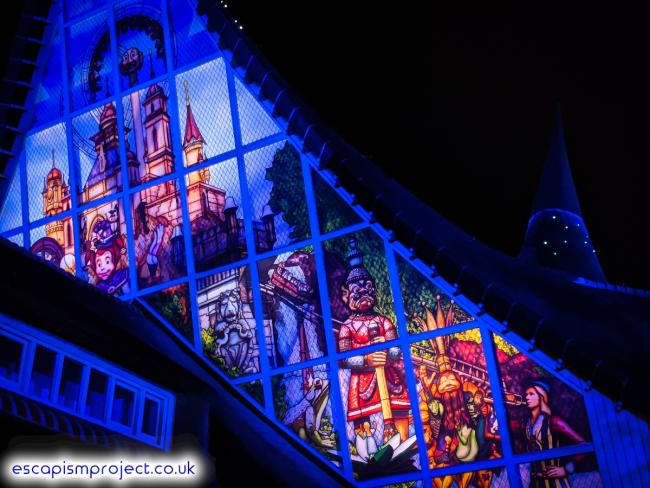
<box><xmin>2</xmin><ymin>2</ymin><xmax>649</xmax><ymax>288</ymax></box>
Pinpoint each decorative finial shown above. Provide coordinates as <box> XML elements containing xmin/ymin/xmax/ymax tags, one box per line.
<box><xmin>149</xmin><ymin>49</ymin><xmax>155</xmax><ymax>79</ymax></box>
<box><xmin>183</xmin><ymin>79</ymin><xmax>190</xmax><ymax>107</ymax></box>
<box><xmin>51</xmin><ymin>149</ymin><xmax>56</xmax><ymax>169</ymax></box>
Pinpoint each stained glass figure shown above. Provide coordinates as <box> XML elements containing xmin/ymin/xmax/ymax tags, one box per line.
<box><xmin>25</xmin><ymin>123</ymin><xmax>70</xmax><ymax>223</ymax></box>
<box><xmin>272</xmin><ymin>363</ymin><xmax>341</xmax><ymax>467</ymax></box>
<box><xmin>72</xmin><ymin>104</ymin><xmax>122</xmax><ymax>205</ymax></box>
<box><xmin>492</xmin><ymin>334</ymin><xmax>592</xmax><ymax>455</ymax></box>
<box><xmin>339</xmin><ymin>344</ymin><xmax>419</xmax><ymax>479</ymax></box>
<box><xmin>411</xmin><ymin>329</ymin><xmax>502</xmax><ymax>470</ymax></box>
<box><xmin>258</xmin><ymin>247</ymin><xmax>326</xmax><ymax>368</ymax></box>
<box><xmin>323</xmin><ymin>228</ymin><xmax>397</xmax><ymax>351</ymax></box>
<box><xmin>122</xmin><ymin>80</ymin><xmax>176</xmax><ymax>187</ymax></box>
<box><xmin>67</xmin><ymin>12</ymin><xmax>113</xmax><ymax>111</ymax></box>
<box><xmin>79</xmin><ymin>199</ymin><xmax>130</xmax><ymax>295</ymax></box>
<box><xmin>396</xmin><ymin>254</ymin><xmax>473</xmax><ymax>335</ymax></box>
<box><xmin>131</xmin><ymin>179</ymin><xmax>186</xmax><ymax>289</ymax></box>
<box><xmin>143</xmin><ymin>282</ymin><xmax>193</xmax><ymax>342</ymax></box>
<box><xmin>30</xmin><ymin>219</ymin><xmax>76</xmax><ymax>274</ymax></box>
<box><xmin>312</xmin><ymin>170</ymin><xmax>361</xmax><ymax>235</ymax></box>
<box><xmin>197</xmin><ymin>266</ymin><xmax>260</xmax><ymax>378</ymax></box>
<box><xmin>114</xmin><ymin>0</ymin><xmax>167</xmax><ymax>91</ymax></box>
<box><xmin>186</xmin><ymin>158</ymin><xmax>245</xmax><ymax>271</ymax></box>
<box><xmin>432</xmin><ymin>468</ymin><xmax>509</xmax><ymax>488</ymax></box>
<box><xmin>519</xmin><ymin>452</ymin><xmax>602</xmax><ymax>488</ymax></box>
<box><xmin>175</xmin><ymin>58</ymin><xmax>235</xmax><ymax>165</ymax></box>
<box><xmin>245</xmin><ymin>141</ymin><xmax>311</xmax><ymax>253</ymax></box>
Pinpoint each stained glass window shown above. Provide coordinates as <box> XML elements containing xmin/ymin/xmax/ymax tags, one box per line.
<box><xmin>0</xmin><ymin>1</ymin><xmax>607</xmax><ymax>485</ymax></box>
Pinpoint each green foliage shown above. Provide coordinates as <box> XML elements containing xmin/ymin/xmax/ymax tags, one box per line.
<box><xmin>271</xmin><ymin>374</ymin><xmax>289</xmax><ymax>421</ymax></box>
<box><xmin>265</xmin><ymin>142</ymin><xmax>310</xmax><ymax>242</ymax></box>
<box><xmin>239</xmin><ymin>381</ymin><xmax>265</xmax><ymax>407</ymax></box>
<box><xmin>324</xmin><ymin>229</ymin><xmax>395</xmax><ymax>324</ymax></box>
<box><xmin>313</xmin><ymin>170</ymin><xmax>360</xmax><ymax>234</ymax></box>
<box><xmin>144</xmin><ymin>286</ymin><xmax>194</xmax><ymax>342</ymax></box>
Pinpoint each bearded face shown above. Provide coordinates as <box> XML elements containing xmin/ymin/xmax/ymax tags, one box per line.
<box><xmin>437</xmin><ymin>370</ymin><xmax>461</xmax><ymax>394</ymax></box>
<box><xmin>341</xmin><ymin>278</ymin><xmax>376</xmax><ymax>312</ymax></box>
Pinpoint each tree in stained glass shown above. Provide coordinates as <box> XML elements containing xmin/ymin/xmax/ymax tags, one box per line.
<box><xmin>312</xmin><ymin>170</ymin><xmax>361</xmax><ymax>235</ymax></box>
<box><xmin>143</xmin><ymin>282</ymin><xmax>193</xmax><ymax>343</ymax></box>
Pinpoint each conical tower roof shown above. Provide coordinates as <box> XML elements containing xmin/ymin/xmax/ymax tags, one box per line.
<box><xmin>521</xmin><ymin>106</ymin><xmax>606</xmax><ymax>282</ymax></box>
<box><xmin>183</xmin><ymin>80</ymin><xmax>205</xmax><ymax>146</ymax></box>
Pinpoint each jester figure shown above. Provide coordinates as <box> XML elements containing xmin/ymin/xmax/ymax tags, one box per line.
<box><xmin>86</xmin><ymin>219</ymin><xmax>129</xmax><ymax>295</ymax></box>
<box><xmin>337</xmin><ymin>239</ymin><xmax>411</xmax><ymax>446</ymax></box>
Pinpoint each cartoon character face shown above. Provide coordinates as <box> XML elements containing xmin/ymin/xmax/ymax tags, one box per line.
<box><xmin>525</xmin><ymin>387</ymin><xmax>541</xmax><ymax>409</ymax></box>
<box><xmin>216</xmin><ymin>289</ymin><xmax>242</xmax><ymax>323</ymax></box>
<box><xmin>107</xmin><ymin>203</ymin><xmax>119</xmax><ymax>225</ymax></box>
<box><xmin>95</xmin><ymin>248</ymin><xmax>115</xmax><ymax>280</ymax></box>
<box><xmin>438</xmin><ymin>370</ymin><xmax>462</xmax><ymax>394</ymax></box>
<box><xmin>119</xmin><ymin>47</ymin><xmax>143</xmax><ymax>74</ymax></box>
<box><xmin>342</xmin><ymin>278</ymin><xmax>376</xmax><ymax>312</ymax></box>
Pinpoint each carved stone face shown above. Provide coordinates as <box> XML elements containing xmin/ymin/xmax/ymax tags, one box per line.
<box><xmin>341</xmin><ymin>278</ymin><xmax>376</xmax><ymax>312</ymax></box>
<box><xmin>217</xmin><ymin>289</ymin><xmax>242</xmax><ymax>323</ymax></box>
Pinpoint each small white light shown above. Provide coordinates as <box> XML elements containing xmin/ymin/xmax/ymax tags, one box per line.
<box><xmin>593</xmin><ymin>249</ymin><xmax>596</xmax><ymax>253</ymax></box>
<box><xmin>584</xmin><ymin>241</ymin><xmax>588</xmax><ymax>244</ymax></box>
<box><xmin>543</xmin><ymin>240</ymin><xmax>548</xmax><ymax>245</ymax></box>
<box><xmin>563</xmin><ymin>240</ymin><xmax>567</xmax><ymax>244</ymax></box>
<box><xmin>552</xmin><ymin>215</ymin><xmax>557</xmax><ymax>219</ymax></box>
<box><xmin>553</xmin><ymin>252</ymin><xmax>557</xmax><ymax>256</ymax></box>
<box><xmin>239</xmin><ymin>25</ymin><xmax>243</xmax><ymax>30</ymax></box>
<box><xmin>564</xmin><ymin>225</ymin><xmax>568</xmax><ymax>229</ymax></box>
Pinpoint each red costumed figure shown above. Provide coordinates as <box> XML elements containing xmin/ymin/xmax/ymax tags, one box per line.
<box><xmin>338</xmin><ymin>239</ymin><xmax>410</xmax><ymax>443</ymax></box>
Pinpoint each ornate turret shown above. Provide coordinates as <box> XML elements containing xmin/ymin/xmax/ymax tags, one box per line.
<box><xmin>142</xmin><ymin>82</ymin><xmax>174</xmax><ymax>181</ymax></box>
<box><xmin>520</xmin><ymin>106</ymin><xmax>606</xmax><ymax>282</ymax></box>
<box><xmin>183</xmin><ymin>80</ymin><xmax>208</xmax><ymax>178</ymax></box>
<box><xmin>42</xmin><ymin>149</ymin><xmax>69</xmax><ymax>217</ymax></box>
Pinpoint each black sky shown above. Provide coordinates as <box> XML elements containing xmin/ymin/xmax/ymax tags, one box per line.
<box><xmin>226</xmin><ymin>1</ymin><xmax>650</xmax><ymax>289</ymax></box>
<box><xmin>1</xmin><ymin>2</ymin><xmax>649</xmax><ymax>288</ymax></box>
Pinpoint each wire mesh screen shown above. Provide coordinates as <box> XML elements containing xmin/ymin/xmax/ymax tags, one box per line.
<box><xmin>72</xmin><ymin>103</ymin><xmax>123</xmax><ymax>205</ymax></box>
<box><xmin>235</xmin><ymin>77</ymin><xmax>280</xmax><ymax>146</ymax></box>
<box><xmin>312</xmin><ymin>170</ymin><xmax>361</xmax><ymax>235</ymax></box>
<box><xmin>185</xmin><ymin>157</ymin><xmax>244</xmax><ymax>272</ymax></box>
<box><xmin>64</xmin><ymin>0</ymin><xmax>108</xmax><ymax>22</ymax></box>
<box><xmin>518</xmin><ymin>452</ymin><xmax>603</xmax><ymax>488</ymax></box>
<box><xmin>122</xmin><ymin>80</ymin><xmax>176</xmax><ymax>187</ymax></box>
<box><xmin>143</xmin><ymin>282</ymin><xmax>194</xmax><ymax>342</ymax></box>
<box><xmin>237</xmin><ymin>379</ymin><xmax>264</xmax><ymax>407</ymax></box>
<box><xmin>432</xmin><ymin>468</ymin><xmax>510</xmax><ymax>488</ymax></box>
<box><xmin>168</xmin><ymin>0</ymin><xmax>220</xmax><ymax>69</ymax></box>
<box><xmin>130</xmin><ymin>178</ymin><xmax>186</xmax><ymax>290</ymax></box>
<box><xmin>29</xmin><ymin>218</ymin><xmax>76</xmax><ymax>274</ymax></box>
<box><xmin>197</xmin><ymin>265</ymin><xmax>260</xmax><ymax>378</ymax></box>
<box><xmin>67</xmin><ymin>11</ymin><xmax>113</xmax><ymax>111</ymax></box>
<box><xmin>175</xmin><ymin>58</ymin><xmax>235</xmax><ymax>165</ymax></box>
<box><xmin>32</xmin><ymin>24</ymin><xmax>65</xmax><ymax>129</ymax></box>
<box><xmin>257</xmin><ymin>246</ymin><xmax>326</xmax><ymax>369</ymax></box>
<box><xmin>78</xmin><ymin>199</ymin><xmax>130</xmax><ymax>296</ymax></box>
<box><xmin>272</xmin><ymin>363</ymin><xmax>342</xmax><ymax>468</ymax></box>
<box><xmin>244</xmin><ymin>141</ymin><xmax>311</xmax><ymax>253</ymax></box>
<box><xmin>0</xmin><ymin>164</ymin><xmax>23</xmax><ymax>233</ymax></box>
<box><xmin>396</xmin><ymin>254</ymin><xmax>474</xmax><ymax>336</ymax></box>
<box><xmin>25</xmin><ymin>123</ymin><xmax>71</xmax><ymax>224</ymax></box>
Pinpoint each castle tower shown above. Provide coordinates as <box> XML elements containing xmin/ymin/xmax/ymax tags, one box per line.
<box><xmin>43</xmin><ymin>149</ymin><xmax>72</xmax><ymax>253</ymax></box>
<box><xmin>183</xmin><ymin>80</ymin><xmax>210</xmax><ymax>186</ymax></box>
<box><xmin>142</xmin><ymin>83</ymin><xmax>174</xmax><ymax>181</ymax></box>
<box><xmin>520</xmin><ymin>106</ymin><xmax>606</xmax><ymax>282</ymax></box>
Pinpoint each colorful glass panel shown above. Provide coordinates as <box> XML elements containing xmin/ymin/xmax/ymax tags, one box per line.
<box><xmin>519</xmin><ymin>452</ymin><xmax>602</xmax><ymax>488</ymax></box>
<box><xmin>431</xmin><ymin>468</ymin><xmax>509</xmax><ymax>488</ymax></box>
<box><xmin>235</xmin><ymin>77</ymin><xmax>280</xmax><ymax>146</ymax></box>
<box><xmin>0</xmin><ymin>165</ymin><xmax>23</xmax><ymax>233</ymax></box>
<box><xmin>29</xmin><ymin>218</ymin><xmax>76</xmax><ymax>274</ymax></box>
<box><xmin>32</xmin><ymin>24</ymin><xmax>64</xmax><ymax>128</ymax></box>
<box><xmin>312</xmin><ymin>170</ymin><xmax>361</xmax><ymax>235</ymax></box>
<box><xmin>168</xmin><ymin>0</ymin><xmax>219</xmax><ymax>68</ymax></box>
<box><xmin>143</xmin><ymin>282</ymin><xmax>193</xmax><ymax>342</ymax></box>
<box><xmin>197</xmin><ymin>266</ymin><xmax>260</xmax><ymax>378</ymax></box>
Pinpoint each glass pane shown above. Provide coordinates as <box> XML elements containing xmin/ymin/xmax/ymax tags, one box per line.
<box><xmin>258</xmin><ymin>246</ymin><xmax>326</xmax><ymax>368</ymax></box>
<box><xmin>245</xmin><ymin>141</ymin><xmax>311</xmax><ymax>253</ymax></box>
<box><xmin>122</xmin><ymin>80</ymin><xmax>176</xmax><ymax>187</ymax></box>
<box><xmin>175</xmin><ymin>58</ymin><xmax>235</xmax><ymax>164</ymax></box>
<box><xmin>30</xmin><ymin>218</ymin><xmax>76</xmax><ymax>274</ymax></box>
<box><xmin>32</xmin><ymin>24</ymin><xmax>64</xmax><ymax>128</ymax></box>
<box><xmin>168</xmin><ymin>0</ymin><xmax>219</xmax><ymax>68</ymax></box>
<box><xmin>115</xmin><ymin>0</ymin><xmax>167</xmax><ymax>91</ymax></box>
<box><xmin>396</xmin><ymin>254</ymin><xmax>473</xmax><ymax>335</ymax></box>
<box><xmin>198</xmin><ymin>266</ymin><xmax>259</xmax><ymax>378</ymax></box>
<box><xmin>273</xmin><ymin>363</ymin><xmax>342</xmax><ymax>468</ymax></box>
<box><xmin>411</xmin><ymin>329</ymin><xmax>502</xmax><ymax>469</ymax></box>
<box><xmin>492</xmin><ymin>334</ymin><xmax>592</xmax><ymax>454</ymax></box>
<box><xmin>186</xmin><ymin>157</ymin><xmax>245</xmax><ymax>271</ymax></box>
<box><xmin>323</xmin><ymin>228</ymin><xmax>397</xmax><ymax>352</ymax></box>
<box><xmin>57</xmin><ymin>358</ymin><xmax>83</xmax><ymax>410</ymax></box>
<box><xmin>111</xmin><ymin>384</ymin><xmax>135</xmax><ymax>427</ymax></box>
<box><xmin>79</xmin><ymin>199</ymin><xmax>130</xmax><ymax>295</ymax></box>
<box><xmin>64</xmin><ymin>0</ymin><xmax>108</xmax><ymax>22</ymax></box>
<box><xmin>235</xmin><ymin>77</ymin><xmax>280</xmax><ymax>146</ymax></box>
<box><xmin>519</xmin><ymin>452</ymin><xmax>602</xmax><ymax>487</ymax></box>
<box><xmin>238</xmin><ymin>380</ymin><xmax>264</xmax><ymax>407</ymax></box>
<box><xmin>432</xmin><ymin>468</ymin><xmax>509</xmax><ymax>488</ymax></box>
<box><xmin>25</xmin><ymin>123</ymin><xmax>70</xmax><ymax>223</ymax></box>
<box><xmin>67</xmin><ymin>11</ymin><xmax>113</xmax><ymax>111</ymax></box>
<box><xmin>339</xmin><ymin>345</ymin><xmax>419</xmax><ymax>479</ymax></box>
<box><xmin>143</xmin><ymin>282</ymin><xmax>194</xmax><ymax>343</ymax></box>
<box><xmin>0</xmin><ymin>164</ymin><xmax>23</xmax><ymax>234</ymax></box>
<box><xmin>85</xmin><ymin>369</ymin><xmax>108</xmax><ymax>420</ymax></box>
<box><xmin>73</xmin><ymin>104</ymin><xmax>122</xmax><ymax>205</ymax></box>
<box><xmin>0</xmin><ymin>335</ymin><xmax>23</xmax><ymax>383</ymax></box>
<box><xmin>141</xmin><ymin>396</ymin><xmax>160</xmax><ymax>438</ymax></box>
<box><xmin>28</xmin><ymin>346</ymin><xmax>57</xmax><ymax>400</ymax></box>
<box><xmin>131</xmin><ymin>178</ymin><xmax>186</xmax><ymax>289</ymax></box>
<box><xmin>312</xmin><ymin>170</ymin><xmax>360</xmax><ymax>235</ymax></box>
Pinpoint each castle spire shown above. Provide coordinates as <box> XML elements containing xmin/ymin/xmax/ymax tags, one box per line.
<box><xmin>520</xmin><ymin>105</ymin><xmax>606</xmax><ymax>282</ymax></box>
<box><xmin>183</xmin><ymin>80</ymin><xmax>205</xmax><ymax>146</ymax></box>
<box><xmin>51</xmin><ymin>149</ymin><xmax>56</xmax><ymax>169</ymax></box>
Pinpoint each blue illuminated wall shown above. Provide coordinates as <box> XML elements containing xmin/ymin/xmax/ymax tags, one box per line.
<box><xmin>0</xmin><ymin>0</ymin><xmax>648</xmax><ymax>486</ymax></box>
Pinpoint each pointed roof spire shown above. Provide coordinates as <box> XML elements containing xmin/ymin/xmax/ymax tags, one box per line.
<box><xmin>520</xmin><ymin>105</ymin><xmax>606</xmax><ymax>282</ymax></box>
<box><xmin>183</xmin><ymin>80</ymin><xmax>205</xmax><ymax>146</ymax></box>
<box><xmin>531</xmin><ymin>104</ymin><xmax>582</xmax><ymax>215</ymax></box>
